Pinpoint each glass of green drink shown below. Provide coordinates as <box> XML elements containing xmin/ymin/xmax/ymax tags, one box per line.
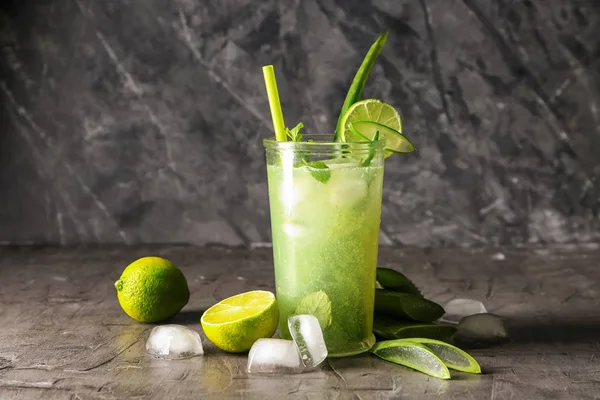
<box><xmin>260</xmin><ymin>31</ymin><xmax>413</xmax><ymax>358</ymax></box>
<box><xmin>264</xmin><ymin>135</ymin><xmax>385</xmax><ymax>357</ymax></box>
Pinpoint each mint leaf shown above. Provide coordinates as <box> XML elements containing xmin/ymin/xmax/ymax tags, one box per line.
<box><xmin>303</xmin><ymin>160</ymin><xmax>331</xmax><ymax>184</ymax></box>
<box><xmin>285</xmin><ymin>122</ymin><xmax>304</xmax><ymax>142</ymax></box>
<box><xmin>295</xmin><ymin>290</ymin><xmax>332</xmax><ymax>330</ymax></box>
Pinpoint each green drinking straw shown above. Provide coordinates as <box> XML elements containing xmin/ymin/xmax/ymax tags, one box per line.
<box><xmin>262</xmin><ymin>65</ymin><xmax>287</xmax><ymax>142</ymax></box>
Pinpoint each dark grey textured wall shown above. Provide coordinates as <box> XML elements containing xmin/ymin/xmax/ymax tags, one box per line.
<box><xmin>0</xmin><ymin>0</ymin><xmax>599</xmax><ymax>247</ymax></box>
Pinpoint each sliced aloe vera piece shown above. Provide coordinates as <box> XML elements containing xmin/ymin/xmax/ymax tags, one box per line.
<box><xmin>334</xmin><ymin>32</ymin><xmax>388</xmax><ymax>142</ymax></box>
<box><xmin>350</xmin><ymin>121</ymin><xmax>414</xmax><ymax>154</ymax></box>
<box><xmin>400</xmin><ymin>338</ymin><xmax>481</xmax><ymax>374</ymax></box>
<box><xmin>371</xmin><ymin>339</ymin><xmax>451</xmax><ymax>380</ymax></box>
<box><xmin>374</xmin><ymin>289</ymin><xmax>445</xmax><ymax>322</ymax></box>
<box><xmin>373</xmin><ymin>315</ymin><xmax>456</xmax><ymax>341</ymax></box>
<box><xmin>359</xmin><ymin>131</ymin><xmax>380</xmax><ymax>167</ymax></box>
<box><xmin>376</xmin><ymin>267</ymin><xmax>422</xmax><ymax>297</ymax></box>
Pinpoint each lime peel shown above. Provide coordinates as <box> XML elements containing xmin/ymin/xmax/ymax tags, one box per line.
<box><xmin>115</xmin><ymin>256</ymin><xmax>189</xmax><ymax>323</ymax></box>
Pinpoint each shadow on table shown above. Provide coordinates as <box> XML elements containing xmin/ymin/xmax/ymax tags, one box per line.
<box><xmin>167</xmin><ymin>309</ymin><xmax>206</xmax><ymax>325</ymax></box>
<box><xmin>507</xmin><ymin>317</ymin><xmax>600</xmax><ymax>344</ymax></box>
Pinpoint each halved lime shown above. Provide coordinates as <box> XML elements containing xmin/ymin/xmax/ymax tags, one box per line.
<box><xmin>408</xmin><ymin>338</ymin><xmax>481</xmax><ymax>374</ymax></box>
<box><xmin>339</xmin><ymin>99</ymin><xmax>412</xmax><ymax>157</ymax></box>
<box><xmin>371</xmin><ymin>339</ymin><xmax>451</xmax><ymax>379</ymax></box>
<box><xmin>201</xmin><ymin>290</ymin><xmax>278</xmax><ymax>353</ymax></box>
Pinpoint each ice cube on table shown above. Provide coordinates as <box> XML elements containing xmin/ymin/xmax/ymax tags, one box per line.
<box><xmin>288</xmin><ymin>315</ymin><xmax>328</xmax><ymax>369</ymax></box>
<box><xmin>146</xmin><ymin>325</ymin><xmax>204</xmax><ymax>359</ymax></box>
<box><xmin>247</xmin><ymin>338</ymin><xmax>303</xmax><ymax>374</ymax></box>
<box><xmin>441</xmin><ymin>298</ymin><xmax>487</xmax><ymax>324</ymax></box>
<box><xmin>454</xmin><ymin>313</ymin><xmax>508</xmax><ymax>345</ymax></box>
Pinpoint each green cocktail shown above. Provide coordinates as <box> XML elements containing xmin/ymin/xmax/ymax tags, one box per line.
<box><xmin>260</xmin><ymin>31</ymin><xmax>414</xmax><ymax>358</ymax></box>
<box><xmin>264</xmin><ymin>137</ymin><xmax>385</xmax><ymax>356</ymax></box>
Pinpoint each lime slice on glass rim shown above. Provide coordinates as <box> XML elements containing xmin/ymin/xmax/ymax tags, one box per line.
<box><xmin>339</xmin><ymin>99</ymin><xmax>415</xmax><ymax>157</ymax></box>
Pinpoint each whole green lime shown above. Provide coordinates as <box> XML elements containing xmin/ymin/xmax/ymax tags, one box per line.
<box><xmin>115</xmin><ymin>256</ymin><xmax>189</xmax><ymax>323</ymax></box>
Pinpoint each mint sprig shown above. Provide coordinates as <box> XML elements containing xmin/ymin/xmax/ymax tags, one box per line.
<box><xmin>303</xmin><ymin>160</ymin><xmax>331</xmax><ymax>184</ymax></box>
<box><xmin>285</xmin><ymin>122</ymin><xmax>304</xmax><ymax>142</ymax></box>
<box><xmin>295</xmin><ymin>290</ymin><xmax>333</xmax><ymax>330</ymax></box>
<box><xmin>283</xmin><ymin>122</ymin><xmax>331</xmax><ymax>183</ymax></box>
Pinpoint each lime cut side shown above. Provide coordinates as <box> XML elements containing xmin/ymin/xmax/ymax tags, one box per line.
<box><xmin>371</xmin><ymin>339</ymin><xmax>451</xmax><ymax>380</ymax></box>
<box><xmin>202</xmin><ymin>291</ymin><xmax>275</xmax><ymax>324</ymax></box>
<box><xmin>350</xmin><ymin>121</ymin><xmax>415</xmax><ymax>154</ymax></box>
<box><xmin>201</xmin><ymin>290</ymin><xmax>278</xmax><ymax>353</ymax></box>
<box><xmin>406</xmin><ymin>338</ymin><xmax>482</xmax><ymax>374</ymax></box>
<box><xmin>341</xmin><ymin>99</ymin><xmax>402</xmax><ymax>133</ymax></box>
<box><xmin>339</xmin><ymin>99</ymin><xmax>409</xmax><ymax>157</ymax></box>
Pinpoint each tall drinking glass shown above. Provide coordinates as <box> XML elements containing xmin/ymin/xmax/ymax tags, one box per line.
<box><xmin>264</xmin><ymin>135</ymin><xmax>385</xmax><ymax>357</ymax></box>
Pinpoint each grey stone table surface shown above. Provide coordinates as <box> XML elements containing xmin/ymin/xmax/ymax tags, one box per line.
<box><xmin>0</xmin><ymin>244</ymin><xmax>599</xmax><ymax>399</ymax></box>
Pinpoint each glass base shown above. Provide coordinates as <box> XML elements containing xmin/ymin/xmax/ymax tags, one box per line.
<box><xmin>326</xmin><ymin>334</ymin><xmax>376</xmax><ymax>358</ymax></box>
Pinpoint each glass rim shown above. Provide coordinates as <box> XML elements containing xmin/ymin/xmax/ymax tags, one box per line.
<box><xmin>263</xmin><ymin>134</ymin><xmax>386</xmax><ymax>151</ymax></box>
